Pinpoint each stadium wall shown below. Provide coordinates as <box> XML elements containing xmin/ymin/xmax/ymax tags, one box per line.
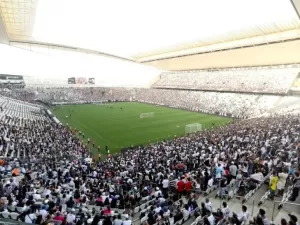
<box><xmin>152</xmin><ymin>87</ymin><xmax>290</xmax><ymax>96</ymax></box>
<box><xmin>145</xmin><ymin>40</ymin><xmax>300</xmax><ymax>70</ymax></box>
<box><xmin>0</xmin><ymin>16</ymin><xmax>8</xmax><ymax>44</ymax></box>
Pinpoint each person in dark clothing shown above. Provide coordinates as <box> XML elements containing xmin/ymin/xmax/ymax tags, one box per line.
<box><xmin>219</xmin><ymin>178</ymin><xmax>227</xmax><ymax>199</ymax></box>
<box><xmin>289</xmin><ymin>172</ymin><xmax>300</xmax><ymax>201</ymax></box>
<box><xmin>188</xmin><ymin>196</ymin><xmax>199</xmax><ymax>210</ymax></box>
<box><xmin>174</xmin><ymin>208</ymin><xmax>183</xmax><ymax>223</ymax></box>
<box><xmin>200</xmin><ymin>202</ymin><xmax>209</xmax><ymax>217</ymax></box>
<box><xmin>147</xmin><ymin>207</ymin><xmax>156</xmax><ymax>225</ymax></box>
<box><xmin>103</xmin><ymin>216</ymin><xmax>112</xmax><ymax>225</ymax></box>
<box><xmin>76</xmin><ymin>209</ymin><xmax>85</xmax><ymax>221</ymax></box>
<box><xmin>74</xmin><ymin>179</ymin><xmax>80</xmax><ymax>189</ymax></box>
<box><xmin>110</xmin><ymin>196</ymin><xmax>117</xmax><ymax>208</ymax></box>
<box><xmin>35</xmin><ymin>215</ymin><xmax>43</xmax><ymax>225</ymax></box>
<box><xmin>66</xmin><ymin>197</ymin><xmax>75</xmax><ymax>208</ymax></box>
<box><xmin>0</xmin><ymin>180</ymin><xmax>3</xmax><ymax>198</ymax></box>
<box><xmin>203</xmin><ymin>171</ymin><xmax>210</xmax><ymax>191</ymax></box>
<box><xmin>91</xmin><ymin>215</ymin><xmax>101</xmax><ymax>225</ymax></box>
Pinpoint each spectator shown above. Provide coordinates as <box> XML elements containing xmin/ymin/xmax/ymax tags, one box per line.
<box><xmin>221</xmin><ymin>202</ymin><xmax>230</xmax><ymax>221</ymax></box>
<box><xmin>122</xmin><ymin>216</ymin><xmax>132</xmax><ymax>225</ymax></box>
<box><xmin>277</xmin><ymin>168</ymin><xmax>289</xmax><ymax>196</ymax></box>
<box><xmin>113</xmin><ymin>215</ymin><xmax>123</xmax><ymax>225</ymax></box>
<box><xmin>289</xmin><ymin>172</ymin><xmax>300</xmax><ymax>201</ymax></box>
<box><xmin>232</xmin><ymin>205</ymin><xmax>249</xmax><ymax>225</ymax></box>
<box><xmin>269</xmin><ymin>171</ymin><xmax>279</xmax><ymax>200</ymax></box>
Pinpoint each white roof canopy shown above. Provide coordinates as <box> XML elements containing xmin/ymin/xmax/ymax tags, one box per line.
<box><xmin>0</xmin><ymin>0</ymin><xmax>299</xmax><ymax>60</ymax></box>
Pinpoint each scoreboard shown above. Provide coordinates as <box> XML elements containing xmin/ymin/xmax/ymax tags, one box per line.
<box><xmin>68</xmin><ymin>77</ymin><xmax>95</xmax><ymax>85</ymax></box>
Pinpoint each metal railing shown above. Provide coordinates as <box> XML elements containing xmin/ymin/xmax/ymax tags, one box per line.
<box><xmin>272</xmin><ymin>201</ymin><xmax>300</xmax><ymax>222</ymax></box>
<box><xmin>0</xmin><ymin>218</ymin><xmax>61</xmax><ymax>225</ymax></box>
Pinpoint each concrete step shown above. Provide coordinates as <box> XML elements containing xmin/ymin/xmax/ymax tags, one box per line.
<box><xmin>273</xmin><ymin>210</ymin><xmax>300</xmax><ymax>225</ymax></box>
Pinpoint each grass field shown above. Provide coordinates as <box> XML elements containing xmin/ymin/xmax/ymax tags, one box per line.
<box><xmin>52</xmin><ymin>102</ymin><xmax>231</xmax><ymax>157</ymax></box>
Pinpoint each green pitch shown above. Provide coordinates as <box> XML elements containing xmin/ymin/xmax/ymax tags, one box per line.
<box><xmin>52</xmin><ymin>102</ymin><xmax>231</xmax><ymax>157</ymax></box>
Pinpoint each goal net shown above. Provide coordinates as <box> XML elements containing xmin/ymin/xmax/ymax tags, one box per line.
<box><xmin>185</xmin><ymin>123</ymin><xmax>202</xmax><ymax>134</ymax></box>
<box><xmin>140</xmin><ymin>112</ymin><xmax>154</xmax><ymax>119</ymax></box>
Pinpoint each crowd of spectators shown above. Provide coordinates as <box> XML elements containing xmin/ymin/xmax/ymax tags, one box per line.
<box><xmin>0</xmin><ymin>90</ymin><xmax>298</xmax><ymax>225</ymax></box>
<box><xmin>0</xmin><ymin>88</ymin><xmax>36</xmax><ymax>104</ymax></box>
<box><xmin>26</xmin><ymin>87</ymin><xmax>299</xmax><ymax>119</ymax></box>
<box><xmin>0</xmin><ymin>84</ymin><xmax>293</xmax><ymax>121</ymax></box>
<box><xmin>153</xmin><ymin>67</ymin><xmax>299</xmax><ymax>94</ymax></box>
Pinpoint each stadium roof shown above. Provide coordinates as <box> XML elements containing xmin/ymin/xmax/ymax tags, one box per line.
<box><xmin>0</xmin><ymin>0</ymin><xmax>300</xmax><ymax>65</ymax></box>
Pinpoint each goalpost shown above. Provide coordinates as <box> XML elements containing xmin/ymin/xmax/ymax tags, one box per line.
<box><xmin>140</xmin><ymin>112</ymin><xmax>154</xmax><ymax>119</ymax></box>
<box><xmin>185</xmin><ymin>123</ymin><xmax>202</xmax><ymax>134</ymax></box>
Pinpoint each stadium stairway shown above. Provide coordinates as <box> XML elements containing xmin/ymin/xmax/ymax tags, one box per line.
<box><xmin>269</xmin><ymin>96</ymin><xmax>300</xmax><ymax>113</ymax></box>
<box><xmin>273</xmin><ymin>211</ymin><xmax>300</xmax><ymax>225</ymax></box>
<box><xmin>273</xmin><ymin>96</ymin><xmax>284</xmax><ymax>108</ymax></box>
<box><xmin>202</xmin><ymin>184</ymin><xmax>270</xmax><ymax>221</ymax></box>
<box><xmin>179</xmin><ymin>182</ymin><xmax>298</xmax><ymax>225</ymax></box>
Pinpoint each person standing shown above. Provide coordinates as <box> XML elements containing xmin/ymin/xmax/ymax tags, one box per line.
<box><xmin>277</xmin><ymin>168</ymin><xmax>288</xmax><ymax>196</ymax></box>
<box><xmin>122</xmin><ymin>215</ymin><xmax>132</xmax><ymax>225</ymax></box>
<box><xmin>177</xmin><ymin>177</ymin><xmax>185</xmax><ymax>198</ymax></box>
<box><xmin>162</xmin><ymin>175</ymin><xmax>169</xmax><ymax>196</ymax></box>
<box><xmin>232</xmin><ymin>205</ymin><xmax>249</xmax><ymax>225</ymax></box>
<box><xmin>216</xmin><ymin>163</ymin><xmax>223</xmax><ymax>180</ymax></box>
<box><xmin>185</xmin><ymin>178</ymin><xmax>192</xmax><ymax>196</ymax></box>
<box><xmin>219</xmin><ymin>177</ymin><xmax>227</xmax><ymax>199</ymax></box>
<box><xmin>269</xmin><ymin>171</ymin><xmax>279</xmax><ymax>200</ymax></box>
<box><xmin>113</xmin><ymin>215</ymin><xmax>123</xmax><ymax>225</ymax></box>
<box><xmin>0</xmin><ymin>180</ymin><xmax>3</xmax><ymax>198</ymax></box>
<box><xmin>221</xmin><ymin>202</ymin><xmax>230</xmax><ymax>221</ymax></box>
<box><xmin>289</xmin><ymin>172</ymin><xmax>300</xmax><ymax>201</ymax></box>
<box><xmin>205</xmin><ymin>198</ymin><xmax>213</xmax><ymax>212</ymax></box>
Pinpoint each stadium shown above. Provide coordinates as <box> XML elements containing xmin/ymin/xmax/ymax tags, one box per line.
<box><xmin>0</xmin><ymin>0</ymin><xmax>300</xmax><ymax>225</ymax></box>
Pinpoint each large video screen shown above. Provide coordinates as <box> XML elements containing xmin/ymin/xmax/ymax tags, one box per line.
<box><xmin>88</xmin><ymin>78</ymin><xmax>95</xmax><ymax>84</ymax></box>
<box><xmin>68</xmin><ymin>77</ymin><xmax>95</xmax><ymax>85</ymax></box>
<box><xmin>75</xmin><ymin>77</ymin><xmax>87</xmax><ymax>84</ymax></box>
<box><xmin>0</xmin><ymin>74</ymin><xmax>25</xmax><ymax>87</ymax></box>
<box><xmin>68</xmin><ymin>77</ymin><xmax>76</xmax><ymax>84</ymax></box>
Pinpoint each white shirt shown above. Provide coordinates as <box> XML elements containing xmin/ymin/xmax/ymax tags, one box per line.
<box><xmin>208</xmin><ymin>214</ymin><xmax>215</xmax><ymax>225</ymax></box>
<box><xmin>109</xmin><ymin>184</ymin><xmax>115</xmax><ymax>193</ymax></box>
<box><xmin>162</xmin><ymin>179</ymin><xmax>169</xmax><ymax>188</ymax></box>
<box><xmin>208</xmin><ymin>178</ymin><xmax>214</xmax><ymax>187</ymax></box>
<box><xmin>66</xmin><ymin>213</ymin><xmax>76</xmax><ymax>223</ymax></box>
<box><xmin>158</xmin><ymin>197</ymin><xmax>166</xmax><ymax>203</ymax></box>
<box><xmin>122</xmin><ymin>220</ymin><xmax>132</xmax><ymax>225</ymax></box>
<box><xmin>43</xmin><ymin>188</ymin><xmax>51</xmax><ymax>197</ymax></box>
<box><xmin>113</xmin><ymin>219</ymin><xmax>123</xmax><ymax>225</ymax></box>
<box><xmin>33</xmin><ymin>193</ymin><xmax>41</xmax><ymax>200</ymax></box>
<box><xmin>182</xmin><ymin>209</ymin><xmax>190</xmax><ymax>218</ymax></box>
<box><xmin>39</xmin><ymin>209</ymin><xmax>48</xmax><ymax>219</ymax></box>
<box><xmin>221</xmin><ymin>207</ymin><xmax>230</xmax><ymax>219</ymax></box>
<box><xmin>238</xmin><ymin>211</ymin><xmax>249</xmax><ymax>222</ymax></box>
<box><xmin>262</xmin><ymin>217</ymin><xmax>270</xmax><ymax>225</ymax></box>
<box><xmin>169</xmin><ymin>217</ymin><xmax>174</xmax><ymax>225</ymax></box>
<box><xmin>154</xmin><ymin>206</ymin><xmax>162</xmax><ymax>214</ymax></box>
<box><xmin>25</xmin><ymin>214</ymin><xmax>37</xmax><ymax>223</ymax></box>
<box><xmin>205</xmin><ymin>202</ymin><xmax>213</xmax><ymax>212</ymax></box>
<box><xmin>154</xmin><ymin>190</ymin><xmax>162</xmax><ymax>197</ymax></box>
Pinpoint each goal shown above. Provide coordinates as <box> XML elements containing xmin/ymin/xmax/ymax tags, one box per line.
<box><xmin>140</xmin><ymin>112</ymin><xmax>154</xmax><ymax>119</ymax></box>
<box><xmin>185</xmin><ymin>123</ymin><xmax>202</xmax><ymax>134</ymax></box>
